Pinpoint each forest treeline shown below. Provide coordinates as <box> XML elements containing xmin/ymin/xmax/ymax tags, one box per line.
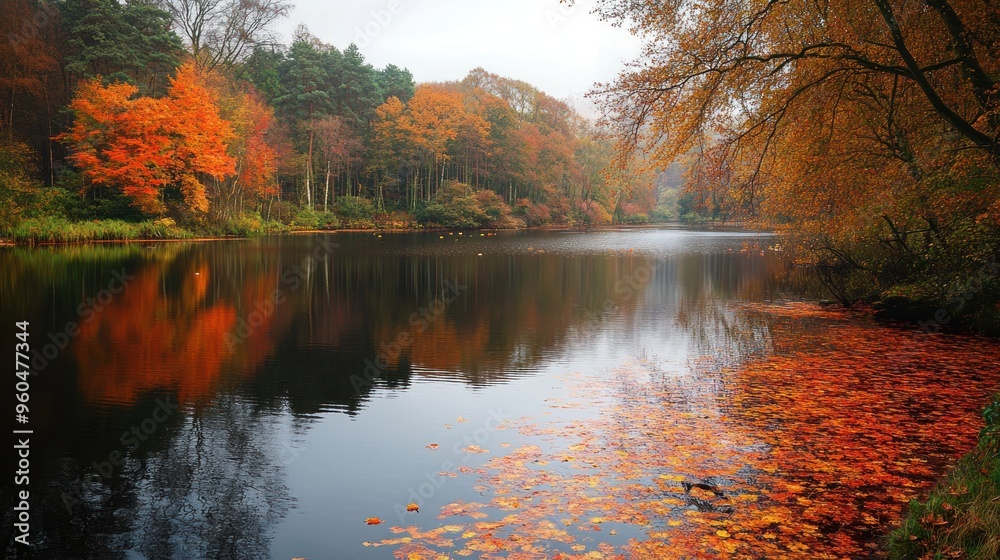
<box><xmin>0</xmin><ymin>0</ymin><xmax>660</xmax><ymax>241</ymax></box>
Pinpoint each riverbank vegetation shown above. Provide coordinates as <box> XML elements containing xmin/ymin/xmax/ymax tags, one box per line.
<box><xmin>888</xmin><ymin>397</ymin><xmax>1000</xmax><ymax>559</ymax></box>
<box><xmin>587</xmin><ymin>0</ymin><xmax>1000</xmax><ymax>332</ymax></box>
<box><xmin>0</xmin><ymin>0</ymin><xmax>664</xmax><ymax>245</ymax></box>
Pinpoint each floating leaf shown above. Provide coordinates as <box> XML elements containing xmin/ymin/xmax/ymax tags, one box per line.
<box><xmin>462</xmin><ymin>445</ymin><xmax>489</xmax><ymax>454</ymax></box>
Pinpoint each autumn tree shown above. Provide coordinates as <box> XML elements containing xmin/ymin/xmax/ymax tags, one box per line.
<box><xmin>371</xmin><ymin>95</ymin><xmax>410</xmax><ymax>209</ymax></box>
<box><xmin>367</xmin><ymin>70</ymin><xmax>638</xmax><ymax>223</ymax></box>
<box><xmin>392</xmin><ymin>84</ymin><xmax>460</xmax><ymax>204</ymax></box>
<box><xmin>60</xmin><ymin>63</ymin><xmax>234</xmax><ymax>215</ymax></box>
<box><xmin>202</xmin><ymin>73</ymin><xmax>279</xmax><ymax>218</ymax></box>
<box><xmin>589</xmin><ymin>0</ymin><xmax>1000</xmax><ymax>301</ymax></box>
<box><xmin>1</xmin><ymin>0</ymin><xmax>63</xmax><ymax>186</ymax></box>
<box><xmin>1</xmin><ymin>0</ymin><xmax>60</xmax><ymax>141</ymax></box>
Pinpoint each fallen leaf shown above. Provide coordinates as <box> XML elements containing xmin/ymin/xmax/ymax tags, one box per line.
<box><xmin>462</xmin><ymin>445</ymin><xmax>489</xmax><ymax>454</ymax></box>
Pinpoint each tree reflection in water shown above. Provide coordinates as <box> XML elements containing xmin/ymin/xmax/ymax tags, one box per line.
<box><xmin>130</xmin><ymin>395</ymin><xmax>294</xmax><ymax>560</ymax></box>
<box><xmin>0</xmin><ymin>230</ymin><xmax>798</xmax><ymax>558</ymax></box>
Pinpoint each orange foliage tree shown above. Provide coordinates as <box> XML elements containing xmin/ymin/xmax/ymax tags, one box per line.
<box><xmin>0</xmin><ymin>0</ymin><xmax>60</xmax><ymax>143</ymax></box>
<box><xmin>371</xmin><ymin>74</ymin><xmax>652</xmax><ymax>224</ymax></box>
<box><xmin>203</xmin><ymin>73</ymin><xmax>281</xmax><ymax>219</ymax></box>
<box><xmin>60</xmin><ymin>62</ymin><xmax>235</xmax><ymax>215</ymax></box>
<box><xmin>589</xmin><ymin>0</ymin><xmax>1000</xmax><ymax>300</ymax></box>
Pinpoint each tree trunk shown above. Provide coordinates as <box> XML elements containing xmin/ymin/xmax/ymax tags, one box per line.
<box><xmin>324</xmin><ymin>159</ymin><xmax>330</xmax><ymax>213</ymax></box>
<box><xmin>306</xmin><ymin>126</ymin><xmax>314</xmax><ymax>207</ymax></box>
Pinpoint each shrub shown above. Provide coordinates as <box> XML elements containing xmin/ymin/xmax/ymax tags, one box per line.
<box><xmin>417</xmin><ymin>182</ymin><xmax>520</xmax><ymax>229</ymax></box>
<box><xmin>514</xmin><ymin>198</ymin><xmax>552</xmax><ymax>227</ymax></box>
<box><xmin>650</xmin><ymin>208</ymin><xmax>674</xmax><ymax>223</ymax></box>
<box><xmin>291</xmin><ymin>207</ymin><xmax>321</xmax><ymax>229</ymax></box>
<box><xmin>375</xmin><ymin>211</ymin><xmax>417</xmax><ymax>229</ymax></box>
<box><xmin>474</xmin><ymin>190</ymin><xmax>523</xmax><ymax>229</ymax></box>
<box><xmin>220</xmin><ymin>213</ymin><xmax>262</xmax><ymax>236</ymax></box>
<box><xmin>267</xmin><ymin>200</ymin><xmax>300</xmax><ymax>225</ymax></box>
<box><xmin>621</xmin><ymin>213</ymin><xmax>650</xmax><ymax>225</ymax></box>
<box><xmin>682</xmin><ymin>211</ymin><xmax>708</xmax><ymax>226</ymax></box>
<box><xmin>335</xmin><ymin>197</ymin><xmax>376</xmax><ymax>228</ymax></box>
<box><xmin>578</xmin><ymin>200</ymin><xmax>613</xmax><ymax>225</ymax></box>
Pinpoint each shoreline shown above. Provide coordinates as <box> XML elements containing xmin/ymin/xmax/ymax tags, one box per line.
<box><xmin>2</xmin><ymin>221</ymin><xmax>763</xmax><ymax>247</ymax></box>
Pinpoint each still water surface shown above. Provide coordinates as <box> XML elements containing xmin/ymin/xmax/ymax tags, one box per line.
<box><xmin>1</xmin><ymin>229</ymin><xmax>996</xmax><ymax>559</ymax></box>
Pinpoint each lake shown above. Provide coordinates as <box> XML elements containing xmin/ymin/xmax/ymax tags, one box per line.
<box><xmin>3</xmin><ymin>229</ymin><xmax>999</xmax><ymax>559</ymax></box>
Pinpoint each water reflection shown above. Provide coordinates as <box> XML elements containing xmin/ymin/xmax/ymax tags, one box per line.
<box><xmin>0</xmin><ymin>230</ymin><xmax>791</xmax><ymax>558</ymax></box>
<box><xmin>128</xmin><ymin>395</ymin><xmax>293</xmax><ymax>560</ymax></box>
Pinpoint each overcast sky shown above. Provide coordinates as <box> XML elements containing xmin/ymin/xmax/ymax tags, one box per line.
<box><xmin>275</xmin><ymin>0</ymin><xmax>642</xmax><ymax>114</ymax></box>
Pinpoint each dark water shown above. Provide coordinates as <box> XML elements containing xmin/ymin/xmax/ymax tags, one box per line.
<box><xmin>2</xmin><ymin>229</ymin><xmax>805</xmax><ymax>558</ymax></box>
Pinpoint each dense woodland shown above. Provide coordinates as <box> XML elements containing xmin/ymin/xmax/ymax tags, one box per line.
<box><xmin>0</xmin><ymin>0</ymin><xmax>661</xmax><ymax>237</ymax></box>
<box><xmin>588</xmin><ymin>0</ymin><xmax>1000</xmax><ymax>330</ymax></box>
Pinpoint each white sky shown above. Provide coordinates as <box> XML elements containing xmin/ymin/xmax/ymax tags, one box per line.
<box><xmin>275</xmin><ymin>0</ymin><xmax>642</xmax><ymax>115</ymax></box>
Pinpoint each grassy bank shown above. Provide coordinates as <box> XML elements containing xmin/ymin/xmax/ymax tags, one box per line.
<box><xmin>887</xmin><ymin>398</ymin><xmax>1000</xmax><ymax>559</ymax></box>
<box><xmin>7</xmin><ymin>217</ymin><xmax>196</xmax><ymax>244</ymax></box>
<box><xmin>2</xmin><ymin>213</ymin><xmax>419</xmax><ymax>244</ymax></box>
<box><xmin>4</xmin><ymin>216</ymin><xmax>295</xmax><ymax>244</ymax></box>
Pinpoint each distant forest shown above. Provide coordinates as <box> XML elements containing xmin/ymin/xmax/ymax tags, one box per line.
<box><xmin>1</xmin><ymin>0</ymin><xmax>670</xmax><ymax>235</ymax></box>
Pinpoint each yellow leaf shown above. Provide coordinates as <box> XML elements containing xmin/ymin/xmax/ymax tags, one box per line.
<box><xmin>659</xmin><ymin>474</ymin><xmax>685</xmax><ymax>482</ymax></box>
